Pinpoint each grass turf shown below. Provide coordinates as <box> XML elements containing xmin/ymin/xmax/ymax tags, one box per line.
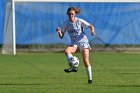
<box><xmin>0</xmin><ymin>52</ymin><xmax>140</xmax><ymax>93</ymax></box>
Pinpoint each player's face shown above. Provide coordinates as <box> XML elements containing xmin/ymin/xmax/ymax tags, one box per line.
<box><xmin>68</xmin><ymin>10</ymin><xmax>76</xmax><ymax>19</ymax></box>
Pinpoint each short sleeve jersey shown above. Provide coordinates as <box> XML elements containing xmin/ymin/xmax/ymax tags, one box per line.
<box><xmin>61</xmin><ymin>17</ymin><xmax>90</xmax><ymax>44</ymax></box>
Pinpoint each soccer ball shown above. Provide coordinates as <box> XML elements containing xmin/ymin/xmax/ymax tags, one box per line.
<box><xmin>68</xmin><ymin>56</ymin><xmax>79</xmax><ymax>67</ymax></box>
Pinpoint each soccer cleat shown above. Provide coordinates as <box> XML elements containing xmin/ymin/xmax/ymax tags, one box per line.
<box><xmin>64</xmin><ymin>67</ymin><xmax>78</xmax><ymax>73</ymax></box>
<box><xmin>88</xmin><ymin>80</ymin><xmax>93</xmax><ymax>84</ymax></box>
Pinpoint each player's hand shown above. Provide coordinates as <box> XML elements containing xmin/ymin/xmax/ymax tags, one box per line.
<box><xmin>91</xmin><ymin>31</ymin><xmax>96</xmax><ymax>36</ymax></box>
<box><xmin>56</xmin><ymin>27</ymin><xmax>61</xmax><ymax>33</ymax></box>
<box><xmin>89</xmin><ymin>25</ymin><xmax>95</xmax><ymax>36</ymax></box>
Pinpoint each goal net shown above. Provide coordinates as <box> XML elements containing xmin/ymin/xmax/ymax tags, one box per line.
<box><xmin>2</xmin><ymin>0</ymin><xmax>140</xmax><ymax>55</ymax></box>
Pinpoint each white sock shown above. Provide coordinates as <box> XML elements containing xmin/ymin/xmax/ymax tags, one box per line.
<box><xmin>86</xmin><ymin>66</ymin><xmax>92</xmax><ymax>80</ymax></box>
<box><xmin>66</xmin><ymin>54</ymin><xmax>73</xmax><ymax>62</ymax></box>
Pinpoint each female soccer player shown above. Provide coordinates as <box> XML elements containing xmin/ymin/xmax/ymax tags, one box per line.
<box><xmin>56</xmin><ymin>7</ymin><xmax>95</xmax><ymax>84</ymax></box>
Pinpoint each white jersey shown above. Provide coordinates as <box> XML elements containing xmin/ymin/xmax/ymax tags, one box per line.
<box><xmin>61</xmin><ymin>17</ymin><xmax>90</xmax><ymax>44</ymax></box>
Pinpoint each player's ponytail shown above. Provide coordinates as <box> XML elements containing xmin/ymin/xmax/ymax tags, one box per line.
<box><xmin>67</xmin><ymin>7</ymin><xmax>80</xmax><ymax>15</ymax></box>
<box><xmin>74</xmin><ymin>7</ymin><xmax>80</xmax><ymax>14</ymax></box>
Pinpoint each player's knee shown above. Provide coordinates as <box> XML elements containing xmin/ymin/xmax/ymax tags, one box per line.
<box><xmin>64</xmin><ymin>49</ymin><xmax>69</xmax><ymax>54</ymax></box>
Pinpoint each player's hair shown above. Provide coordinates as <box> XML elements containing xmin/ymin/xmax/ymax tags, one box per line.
<box><xmin>67</xmin><ymin>7</ymin><xmax>80</xmax><ymax>15</ymax></box>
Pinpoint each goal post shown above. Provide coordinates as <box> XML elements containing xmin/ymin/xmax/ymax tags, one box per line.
<box><xmin>2</xmin><ymin>0</ymin><xmax>16</xmax><ymax>55</ymax></box>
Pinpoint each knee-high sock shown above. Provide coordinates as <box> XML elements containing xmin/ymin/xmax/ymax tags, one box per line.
<box><xmin>66</xmin><ymin>54</ymin><xmax>73</xmax><ymax>62</ymax></box>
<box><xmin>86</xmin><ymin>66</ymin><xmax>92</xmax><ymax>80</ymax></box>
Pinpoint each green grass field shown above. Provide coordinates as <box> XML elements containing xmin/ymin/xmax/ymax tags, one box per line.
<box><xmin>0</xmin><ymin>52</ymin><xmax>140</xmax><ymax>93</ymax></box>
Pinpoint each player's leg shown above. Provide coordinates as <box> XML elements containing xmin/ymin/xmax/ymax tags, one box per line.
<box><xmin>64</xmin><ymin>45</ymin><xmax>77</xmax><ymax>61</ymax></box>
<box><xmin>64</xmin><ymin>45</ymin><xmax>78</xmax><ymax>73</ymax></box>
<box><xmin>82</xmin><ymin>48</ymin><xmax>92</xmax><ymax>84</ymax></box>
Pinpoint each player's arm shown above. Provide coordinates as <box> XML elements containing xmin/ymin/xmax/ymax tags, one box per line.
<box><xmin>56</xmin><ymin>27</ymin><xmax>64</xmax><ymax>39</ymax></box>
<box><xmin>80</xmin><ymin>18</ymin><xmax>95</xmax><ymax>36</ymax></box>
<box><xmin>88</xmin><ymin>24</ymin><xmax>95</xmax><ymax>36</ymax></box>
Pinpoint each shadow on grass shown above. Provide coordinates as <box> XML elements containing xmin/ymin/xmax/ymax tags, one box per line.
<box><xmin>96</xmin><ymin>84</ymin><xmax>140</xmax><ymax>87</ymax></box>
<box><xmin>0</xmin><ymin>83</ymin><xmax>140</xmax><ymax>87</ymax></box>
<box><xmin>0</xmin><ymin>83</ymin><xmax>48</xmax><ymax>85</ymax></box>
<box><xmin>117</xmin><ymin>72</ymin><xmax>140</xmax><ymax>75</ymax></box>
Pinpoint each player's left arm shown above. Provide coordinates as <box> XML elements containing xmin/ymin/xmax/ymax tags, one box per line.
<box><xmin>88</xmin><ymin>24</ymin><xmax>95</xmax><ymax>36</ymax></box>
<box><xmin>80</xmin><ymin>18</ymin><xmax>95</xmax><ymax>36</ymax></box>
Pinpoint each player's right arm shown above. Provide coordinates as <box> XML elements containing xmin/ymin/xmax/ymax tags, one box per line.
<box><xmin>56</xmin><ymin>27</ymin><xmax>64</xmax><ymax>39</ymax></box>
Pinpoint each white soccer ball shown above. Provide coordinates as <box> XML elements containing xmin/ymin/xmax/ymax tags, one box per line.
<box><xmin>68</xmin><ymin>56</ymin><xmax>79</xmax><ymax>67</ymax></box>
